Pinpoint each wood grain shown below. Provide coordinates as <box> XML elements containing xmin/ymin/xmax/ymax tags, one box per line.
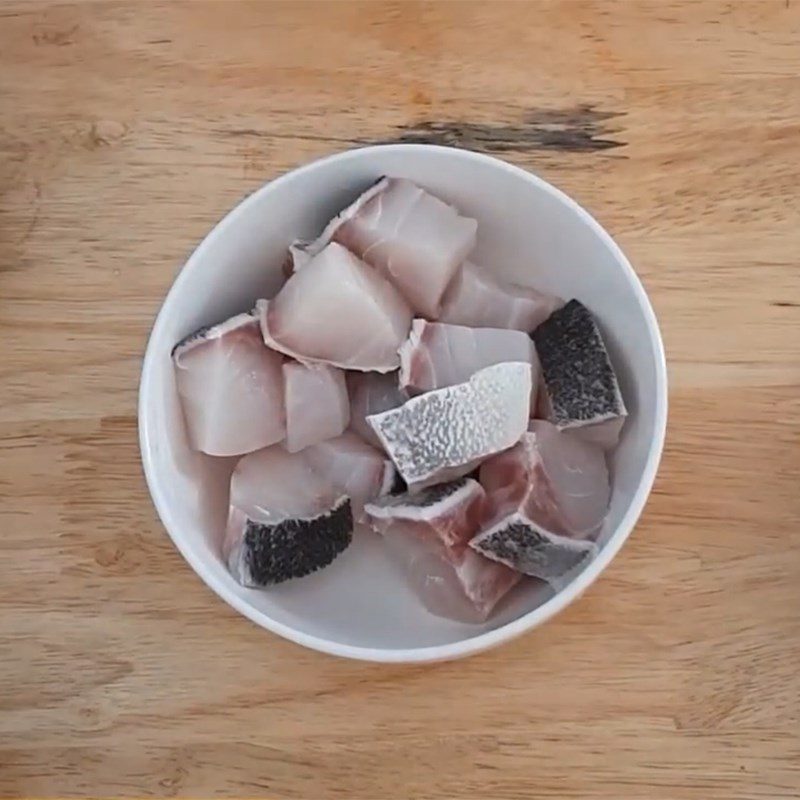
<box><xmin>2</xmin><ymin>1</ymin><xmax>800</xmax><ymax>797</ymax></box>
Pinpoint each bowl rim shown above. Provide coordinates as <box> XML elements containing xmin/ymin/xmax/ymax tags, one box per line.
<box><xmin>138</xmin><ymin>143</ymin><xmax>668</xmax><ymax>664</ymax></box>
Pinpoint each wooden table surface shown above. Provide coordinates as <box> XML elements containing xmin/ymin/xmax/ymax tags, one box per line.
<box><xmin>2</xmin><ymin>1</ymin><xmax>800</xmax><ymax>797</ymax></box>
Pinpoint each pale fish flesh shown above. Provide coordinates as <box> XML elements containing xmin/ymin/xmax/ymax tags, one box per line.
<box><xmin>223</xmin><ymin>446</ymin><xmax>352</xmax><ymax>587</ymax></box>
<box><xmin>295</xmin><ymin>178</ymin><xmax>478</xmax><ymax>318</ymax></box>
<box><xmin>365</xmin><ymin>479</ymin><xmax>521</xmax><ymax>622</ymax></box>
<box><xmin>258</xmin><ymin>242</ymin><xmax>412</xmax><ymax>372</ymax></box>
<box><xmin>347</xmin><ymin>371</ymin><xmax>408</xmax><ymax>449</ymax></box>
<box><xmin>283</xmin><ymin>361</ymin><xmax>349</xmax><ymax>453</ymax></box>
<box><xmin>368</xmin><ymin>361</ymin><xmax>532</xmax><ymax>491</ymax></box>
<box><xmin>532</xmin><ymin>299</ymin><xmax>627</xmax><ymax>449</ymax></box>
<box><xmin>303</xmin><ymin>431</ymin><xmax>396</xmax><ymax>519</ymax></box>
<box><xmin>438</xmin><ymin>260</ymin><xmax>561</xmax><ymax>332</ymax></box>
<box><xmin>172</xmin><ymin>311</ymin><xmax>285</xmax><ymax>457</ymax></box>
<box><xmin>399</xmin><ymin>319</ymin><xmax>540</xmax><ymax>402</ymax></box>
<box><xmin>469</xmin><ymin>420</ymin><xmax>609</xmax><ymax>583</ymax></box>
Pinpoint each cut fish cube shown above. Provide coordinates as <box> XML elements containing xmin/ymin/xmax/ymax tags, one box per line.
<box><xmin>469</xmin><ymin>420</ymin><xmax>609</xmax><ymax>583</ymax></box>
<box><xmin>303</xmin><ymin>431</ymin><xmax>396</xmax><ymax>519</ymax></box>
<box><xmin>283</xmin><ymin>362</ymin><xmax>349</xmax><ymax>453</ymax></box>
<box><xmin>438</xmin><ymin>260</ymin><xmax>561</xmax><ymax>332</ymax></box>
<box><xmin>223</xmin><ymin>446</ymin><xmax>353</xmax><ymax>587</ymax></box>
<box><xmin>258</xmin><ymin>242</ymin><xmax>412</xmax><ymax>372</ymax></box>
<box><xmin>347</xmin><ymin>371</ymin><xmax>408</xmax><ymax>449</ymax></box>
<box><xmin>365</xmin><ymin>479</ymin><xmax>520</xmax><ymax>622</ymax></box>
<box><xmin>532</xmin><ymin>299</ymin><xmax>627</xmax><ymax>449</ymax></box>
<box><xmin>172</xmin><ymin>311</ymin><xmax>285</xmax><ymax>457</ymax></box>
<box><xmin>399</xmin><ymin>319</ymin><xmax>540</xmax><ymax>402</ymax></box>
<box><xmin>295</xmin><ymin>178</ymin><xmax>477</xmax><ymax>318</ymax></box>
<box><xmin>368</xmin><ymin>361</ymin><xmax>532</xmax><ymax>491</ymax></box>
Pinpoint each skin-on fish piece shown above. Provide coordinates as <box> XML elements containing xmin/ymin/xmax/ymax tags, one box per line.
<box><xmin>303</xmin><ymin>431</ymin><xmax>396</xmax><ymax>520</ymax></box>
<box><xmin>368</xmin><ymin>361</ymin><xmax>532</xmax><ymax>491</ymax></box>
<box><xmin>283</xmin><ymin>362</ymin><xmax>349</xmax><ymax>453</ymax></box>
<box><xmin>532</xmin><ymin>299</ymin><xmax>627</xmax><ymax>449</ymax></box>
<box><xmin>438</xmin><ymin>261</ymin><xmax>562</xmax><ymax>332</ymax></box>
<box><xmin>365</xmin><ymin>479</ymin><xmax>521</xmax><ymax>623</ymax></box>
<box><xmin>469</xmin><ymin>420</ymin><xmax>609</xmax><ymax>583</ymax></box>
<box><xmin>294</xmin><ymin>178</ymin><xmax>478</xmax><ymax>319</ymax></box>
<box><xmin>258</xmin><ymin>242</ymin><xmax>412</xmax><ymax>372</ymax></box>
<box><xmin>172</xmin><ymin>311</ymin><xmax>285</xmax><ymax>457</ymax></box>
<box><xmin>399</xmin><ymin>319</ymin><xmax>540</xmax><ymax>403</ymax></box>
<box><xmin>347</xmin><ymin>371</ymin><xmax>408</xmax><ymax>449</ymax></box>
<box><xmin>223</xmin><ymin>447</ymin><xmax>353</xmax><ymax>587</ymax></box>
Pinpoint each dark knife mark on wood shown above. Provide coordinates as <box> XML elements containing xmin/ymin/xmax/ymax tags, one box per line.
<box><xmin>381</xmin><ymin>105</ymin><xmax>626</xmax><ymax>154</ymax></box>
<box><xmin>772</xmin><ymin>301</ymin><xmax>798</xmax><ymax>308</ymax></box>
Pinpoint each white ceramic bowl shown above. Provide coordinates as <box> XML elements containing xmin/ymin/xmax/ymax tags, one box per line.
<box><xmin>139</xmin><ymin>145</ymin><xmax>667</xmax><ymax>663</ymax></box>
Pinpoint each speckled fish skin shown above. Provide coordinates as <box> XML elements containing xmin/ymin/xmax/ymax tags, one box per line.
<box><xmin>172</xmin><ymin>311</ymin><xmax>285</xmax><ymax>457</ymax></box>
<box><xmin>257</xmin><ymin>242</ymin><xmax>412</xmax><ymax>372</ymax></box>
<box><xmin>299</xmin><ymin>177</ymin><xmax>478</xmax><ymax>318</ymax></box>
<box><xmin>367</xmin><ymin>361</ymin><xmax>532</xmax><ymax>491</ymax></box>
<box><xmin>303</xmin><ymin>431</ymin><xmax>396</xmax><ymax>520</ymax></box>
<box><xmin>532</xmin><ymin>299</ymin><xmax>627</xmax><ymax>449</ymax></box>
<box><xmin>438</xmin><ymin>260</ymin><xmax>562</xmax><ymax>332</ymax></box>
<box><xmin>347</xmin><ymin>371</ymin><xmax>408</xmax><ymax>449</ymax></box>
<box><xmin>365</xmin><ymin>479</ymin><xmax>521</xmax><ymax>623</ymax></box>
<box><xmin>223</xmin><ymin>447</ymin><xmax>352</xmax><ymax>587</ymax></box>
<box><xmin>469</xmin><ymin>421</ymin><xmax>608</xmax><ymax>583</ymax></box>
<box><xmin>399</xmin><ymin>319</ymin><xmax>540</xmax><ymax>402</ymax></box>
<box><xmin>283</xmin><ymin>361</ymin><xmax>350</xmax><ymax>453</ymax></box>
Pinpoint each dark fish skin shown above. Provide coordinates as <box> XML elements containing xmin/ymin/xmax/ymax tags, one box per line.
<box><xmin>242</xmin><ymin>498</ymin><xmax>353</xmax><ymax>586</ymax></box>
<box><xmin>170</xmin><ymin>307</ymin><xmax>259</xmax><ymax>358</ymax></box>
<box><xmin>532</xmin><ymin>299</ymin><xmax>623</xmax><ymax>426</ymax></box>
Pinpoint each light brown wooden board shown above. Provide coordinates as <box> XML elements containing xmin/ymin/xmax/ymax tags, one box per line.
<box><xmin>2</xmin><ymin>1</ymin><xmax>799</xmax><ymax>797</ymax></box>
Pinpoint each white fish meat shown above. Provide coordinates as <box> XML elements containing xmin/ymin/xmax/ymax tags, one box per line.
<box><xmin>172</xmin><ymin>311</ymin><xmax>285</xmax><ymax>457</ymax></box>
<box><xmin>258</xmin><ymin>242</ymin><xmax>412</xmax><ymax>372</ymax></box>
<box><xmin>399</xmin><ymin>319</ymin><xmax>540</xmax><ymax>401</ymax></box>
<box><xmin>469</xmin><ymin>420</ymin><xmax>609</xmax><ymax>583</ymax></box>
<box><xmin>368</xmin><ymin>361</ymin><xmax>532</xmax><ymax>491</ymax></box>
<box><xmin>438</xmin><ymin>260</ymin><xmax>561</xmax><ymax>332</ymax></box>
<box><xmin>303</xmin><ymin>431</ymin><xmax>396</xmax><ymax>519</ymax></box>
<box><xmin>223</xmin><ymin>446</ymin><xmax>352</xmax><ymax>587</ymax></box>
<box><xmin>283</xmin><ymin>361</ymin><xmax>349</xmax><ymax>453</ymax></box>
<box><xmin>347</xmin><ymin>371</ymin><xmax>408</xmax><ymax>449</ymax></box>
<box><xmin>295</xmin><ymin>178</ymin><xmax>477</xmax><ymax>318</ymax></box>
<box><xmin>365</xmin><ymin>479</ymin><xmax>521</xmax><ymax>622</ymax></box>
<box><xmin>532</xmin><ymin>299</ymin><xmax>627</xmax><ymax>449</ymax></box>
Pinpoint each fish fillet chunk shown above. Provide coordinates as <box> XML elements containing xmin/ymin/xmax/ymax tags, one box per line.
<box><xmin>283</xmin><ymin>362</ymin><xmax>349</xmax><ymax>453</ymax></box>
<box><xmin>172</xmin><ymin>311</ymin><xmax>285</xmax><ymax>457</ymax></box>
<box><xmin>368</xmin><ymin>361</ymin><xmax>532</xmax><ymax>491</ymax></box>
<box><xmin>295</xmin><ymin>178</ymin><xmax>478</xmax><ymax>318</ymax></box>
<box><xmin>438</xmin><ymin>260</ymin><xmax>562</xmax><ymax>332</ymax></box>
<box><xmin>469</xmin><ymin>420</ymin><xmax>609</xmax><ymax>583</ymax></box>
<box><xmin>532</xmin><ymin>299</ymin><xmax>627</xmax><ymax>449</ymax></box>
<box><xmin>365</xmin><ymin>479</ymin><xmax>521</xmax><ymax>622</ymax></box>
<box><xmin>258</xmin><ymin>242</ymin><xmax>412</xmax><ymax>372</ymax></box>
<box><xmin>223</xmin><ymin>446</ymin><xmax>352</xmax><ymax>587</ymax></box>
<box><xmin>399</xmin><ymin>319</ymin><xmax>540</xmax><ymax>401</ymax></box>
<box><xmin>303</xmin><ymin>431</ymin><xmax>396</xmax><ymax>519</ymax></box>
<box><xmin>347</xmin><ymin>371</ymin><xmax>408</xmax><ymax>449</ymax></box>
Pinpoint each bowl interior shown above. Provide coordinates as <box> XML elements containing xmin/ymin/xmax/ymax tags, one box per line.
<box><xmin>140</xmin><ymin>146</ymin><xmax>664</xmax><ymax>657</ymax></box>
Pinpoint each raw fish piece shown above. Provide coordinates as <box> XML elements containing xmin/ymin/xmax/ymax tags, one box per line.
<box><xmin>223</xmin><ymin>447</ymin><xmax>352</xmax><ymax>587</ymax></box>
<box><xmin>399</xmin><ymin>319</ymin><xmax>540</xmax><ymax>402</ymax></box>
<box><xmin>368</xmin><ymin>361</ymin><xmax>532</xmax><ymax>491</ymax></box>
<box><xmin>438</xmin><ymin>261</ymin><xmax>561</xmax><ymax>331</ymax></box>
<box><xmin>258</xmin><ymin>242</ymin><xmax>412</xmax><ymax>372</ymax></box>
<box><xmin>469</xmin><ymin>420</ymin><xmax>609</xmax><ymax>583</ymax></box>
<box><xmin>283</xmin><ymin>362</ymin><xmax>349</xmax><ymax>453</ymax></box>
<box><xmin>532</xmin><ymin>299</ymin><xmax>627</xmax><ymax>449</ymax></box>
<box><xmin>172</xmin><ymin>311</ymin><xmax>285</xmax><ymax>457</ymax></box>
<box><xmin>303</xmin><ymin>431</ymin><xmax>396</xmax><ymax>519</ymax></box>
<box><xmin>365</xmin><ymin>479</ymin><xmax>521</xmax><ymax>622</ymax></box>
<box><xmin>347</xmin><ymin>371</ymin><xmax>408</xmax><ymax>448</ymax></box>
<box><xmin>295</xmin><ymin>178</ymin><xmax>478</xmax><ymax>318</ymax></box>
